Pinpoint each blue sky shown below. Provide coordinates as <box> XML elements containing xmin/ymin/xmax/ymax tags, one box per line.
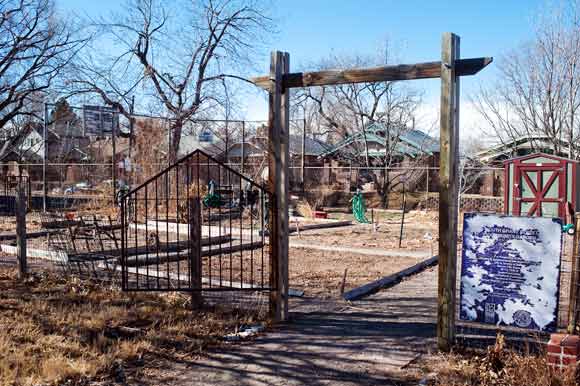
<box><xmin>58</xmin><ymin>0</ymin><xmax>545</xmax><ymax>137</ymax></box>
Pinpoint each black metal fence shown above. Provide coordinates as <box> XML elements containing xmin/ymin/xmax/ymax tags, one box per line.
<box><xmin>120</xmin><ymin>149</ymin><xmax>273</xmax><ymax>295</ymax></box>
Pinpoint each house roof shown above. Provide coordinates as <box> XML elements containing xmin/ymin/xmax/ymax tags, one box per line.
<box><xmin>318</xmin><ymin>122</ymin><xmax>438</xmax><ymax>159</ymax></box>
<box><xmin>476</xmin><ymin>135</ymin><xmax>574</xmax><ymax>163</ymax></box>
<box><xmin>225</xmin><ymin>134</ymin><xmax>330</xmax><ymax>158</ymax></box>
<box><xmin>178</xmin><ymin>133</ymin><xmax>225</xmax><ymax>158</ymax></box>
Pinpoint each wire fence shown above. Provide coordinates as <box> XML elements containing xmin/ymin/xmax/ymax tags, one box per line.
<box><xmin>0</xmin><ymin>101</ymin><xmax>507</xmax><ymax>213</ymax></box>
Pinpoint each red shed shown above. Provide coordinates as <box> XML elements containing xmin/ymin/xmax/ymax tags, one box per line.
<box><xmin>504</xmin><ymin>153</ymin><xmax>579</xmax><ymax>219</ymax></box>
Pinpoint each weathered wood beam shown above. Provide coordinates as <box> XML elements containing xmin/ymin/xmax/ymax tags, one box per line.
<box><xmin>268</xmin><ymin>51</ymin><xmax>290</xmax><ymax>322</ymax></box>
<box><xmin>343</xmin><ymin>255</ymin><xmax>438</xmax><ymax>301</ymax></box>
<box><xmin>123</xmin><ymin>241</ymin><xmax>265</xmax><ymax>267</ymax></box>
<box><xmin>251</xmin><ymin>57</ymin><xmax>492</xmax><ymax>90</ymax></box>
<box><xmin>189</xmin><ymin>198</ymin><xmax>202</xmax><ymax>308</ymax></box>
<box><xmin>71</xmin><ymin>235</ymin><xmax>231</xmax><ymax>260</ymax></box>
<box><xmin>437</xmin><ymin>32</ymin><xmax>461</xmax><ymax>352</ymax></box>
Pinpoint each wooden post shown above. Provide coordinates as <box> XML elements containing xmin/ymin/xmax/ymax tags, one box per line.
<box><xmin>16</xmin><ymin>180</ymin><xmax>27</xmax><ymax>278</ymax></box>
<box><xmin>112</xmin><ymin>107</ymin><xmax>117</xmax><ymax>204</ymax></box>
<box><xmin>399</xmin><ymin>180</ymin><xmax>406</xmax><ymax>248</ymax></box>
<box><xmin>42</xmin><ymin>103</ymin><xmax>48</xmax><ymax>212</ymax></box>
<box><xmin>437</xmin><ymin>32</ymin><xmax>460</xmax><ymax>351</ymax></box>
<box><xmin>241</xmin><ymin>121</ymin><xmax>245</xmax><ymax>174</ymax></box>
<box><xmin>568</xmin><ymin>214</ymin><xmax>580</xmax><ymax>333</ymax></box>
<box><xmin>301</xmin><ymin>117</ymin><xmax>306</xmax><ymax>192</ymax></box>
<box><xmin>425</xmin><ymin>167</ymin><xmax>430</xmax><ymax>203</ymax></box>
<box><xmin>189</xmin><ymin>198</ymin><xmax>202</xmax><ymax>309</ymax></box>
<box><xmin>268</xmin><ymin>51</ymin><xmax>290</xmax><ymax>321</ymax></box>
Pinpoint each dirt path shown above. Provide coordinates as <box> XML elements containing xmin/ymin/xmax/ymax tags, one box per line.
<box><xmin>131</xmin><ymin>267</ymin><xmax>438</xmax><ymax>386</ymax></box>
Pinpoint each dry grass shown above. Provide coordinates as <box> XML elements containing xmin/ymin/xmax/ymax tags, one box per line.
<box><xmin>0</xmin><ymin>267</ymin><xmax>265</xmax><ymax>386</ymax></box>
<box><xmin>296</xmin><ymin>200</ymin><xmax>313</xmax><ymax>218</ymax></box>
<box><xmin>426</xmin><ymin>335</ymin><xmax>579</xmax><ymax>386</ymax></box>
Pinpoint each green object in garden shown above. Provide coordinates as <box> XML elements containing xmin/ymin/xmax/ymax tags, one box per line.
<box><xmin>562</xmin><ymin>223</ymin><xmax>575</xmax><ymax>235</ymax></box>
<box><xmin>352</xmin><ymin>191</ymin><xmax>370</xmax><ymax>224</ymax></box>
<box><xmin>202</xmin><ymin>180</ymin><xmax>224</xmax><ymax>208</ymax></box>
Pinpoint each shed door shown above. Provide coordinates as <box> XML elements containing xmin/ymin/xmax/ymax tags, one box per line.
<box><xmin>514</xmin><ymin>165</ymin><xmax>565</xmax><ymax>218</ymax></box>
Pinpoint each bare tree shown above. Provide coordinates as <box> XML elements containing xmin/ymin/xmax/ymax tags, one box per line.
<box><xmin>473</xmin><ymin>1</ymin><xmax>580</xmax><ymax>159</ymax></box>
<box><xmin>0</xmin><ymin>0</ymin><xmax>83</xmax><ymax>131</ymax></box>
<box><xmin>458</xmin><ymin>137</ymin><xmax>488</xmax><ymax>209</ymax></box>
<box><xmin>293</xmin><ymin>48</ymin><xmax>423</xmax><ymax>206</ymax></box>
<box><xmin>68</xmin><ymin>0</ymin><xmax>273</xmax><ymax>163</ymax></box>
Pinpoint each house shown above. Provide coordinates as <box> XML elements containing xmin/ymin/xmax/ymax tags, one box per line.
<box><xmin>318</xmin><ymin>122</ymin><xmax>439</xmax><ymax>166</ymax></box>
<box><xmin>475</xmin><ymin>135</ymin><xmax>575</xmax><ymax>165</ymax></box>
<box><xmin>225</xmin><ymin>134</ymin><xmax>328</xmax><ymax>163</ymax></box>
<box><xmin>222</xmin><ymin>131</ymin><xmax>329</xmax><ymax>186</ymax></box>
<box><xmin>316</xmin><ymin>122</ymin><xmax>439</xmax><ymax>191</ymax></box>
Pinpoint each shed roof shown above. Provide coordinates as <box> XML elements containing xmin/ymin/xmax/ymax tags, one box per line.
<box><xmin>502</xmin><ymin>152</ymin><xmax>579</xmax><ymax>165</ymax></box>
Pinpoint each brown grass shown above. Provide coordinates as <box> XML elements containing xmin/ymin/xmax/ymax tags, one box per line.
<box><xmin>296</xmin><ymin>200</ymin><xmax>313</xmax><ymax>218</ymax></box>
<box><xmin>0</xmin><ymin>267</ymin><xmax>265</xmax><ymax>386</ymax></box>
<box><xmin>427</xmin><ymin>334</ymin><xmax>579</xmax><ymax>386</ymax></box>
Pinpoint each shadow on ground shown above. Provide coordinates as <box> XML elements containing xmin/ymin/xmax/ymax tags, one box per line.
<box><xmin>129</xmin><ymin>268</ymin><xmax>439</xmax><ymax>386</ymax></box>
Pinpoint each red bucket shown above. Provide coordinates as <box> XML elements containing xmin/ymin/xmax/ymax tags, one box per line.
<box><xmin>313</xmin><ymin>211</ymin><xmax>328</xmax><ymax>219</ymax></box>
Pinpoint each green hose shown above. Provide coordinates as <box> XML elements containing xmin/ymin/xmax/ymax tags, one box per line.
<box><xmin>352</xmin><ymin>191</ymin><xmax>370</xmax><ymax>224</ymax></box>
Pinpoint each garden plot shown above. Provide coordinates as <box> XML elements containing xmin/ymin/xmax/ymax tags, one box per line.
<box><xmin>288</xmin><ymin>247</ymin><xmax>430</xmax><ymax>298</ymax></box>
<box><xmin>294</xmin><ymin>210</ymin><xmax>439</xmax><ymax>252</ymax></box>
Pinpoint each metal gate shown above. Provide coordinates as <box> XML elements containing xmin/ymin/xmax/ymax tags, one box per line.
<box><xmin>120</xmin><ymin>149</ymin><xmax>274</xmax><ymax>294</ymax></box>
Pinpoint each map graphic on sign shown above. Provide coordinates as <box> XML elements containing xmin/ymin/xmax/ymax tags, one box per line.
<box><xmin>459</xmin><ymin>213</ymin><xmax>562</xmax><ymax>332</ymax></box>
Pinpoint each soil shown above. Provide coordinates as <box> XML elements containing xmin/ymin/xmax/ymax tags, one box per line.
<box><xmin>288</xmin><ymin>247</ymin><xmax>427</xmax><ymax>297</ymax></box>
<box><xmin>299</xmin><ymin>210</ymin><xmax>439</xmax><ymax>252</ymax></box>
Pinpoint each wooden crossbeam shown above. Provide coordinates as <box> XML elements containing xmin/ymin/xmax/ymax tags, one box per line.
<box><xmin>251</xmin><ymin>57</ymin><xmax>492</xmax><ymax>90</ymax></box>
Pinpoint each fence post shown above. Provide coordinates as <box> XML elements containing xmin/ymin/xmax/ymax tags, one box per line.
<box><xmin>112</xmin><ymin>108</ymin><xmax>117</xmax><ymax>205</ymax></box>
<box><xmin>301</xmin><ymin>117</ymin><xmax>306</xmax><ymax>193</ymax></box>
<box><xmin>16</xmin><ymin>180</ymin><xmax>27</xmax><ymax>278</ymax></box>
<box><xmin>241</xmin><ymin>121</ymin><xmax>245</xmax><ymax>174</ymax></box>
<box><xmin>189</xmin><ymin>198</ymin><xmax>203</xmax><ymax>309</ymax></box>
<box><xmin>568</xmin><ymin>214</ymin><xmax>580</xmax><ymax>333</ymax></box>
<box><xmin>42</xmin><ymin>103</ymin><xmax>48</xmax><ymax>212</ymax></box>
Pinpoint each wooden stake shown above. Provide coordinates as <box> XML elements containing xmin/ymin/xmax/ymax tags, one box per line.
<box><xmin>189</xmin><ymin>198</ymin><xmax>202</xmax><ymax>309</ymax></box>
<box><xmin>437</xmin><ymin>32</ymin><xmax>460</xmax><ymax>352</ymax></box>
<box><xmin>268</xmin><ymin>51</ymin><xmax>290</xmax><ymax>322</ymax></box>
<box><xmin>16</xmin><ymin>180</ymin><xmax>27</xmax><ymax>278</ymax></box>
<box><xmin>340</xmin><ymin>268</ymin><xmax>348</xmax><ymax>295</ymax></box>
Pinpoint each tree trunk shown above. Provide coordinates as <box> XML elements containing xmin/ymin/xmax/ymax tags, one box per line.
<box><xmin>169</xmin><ymin>119</ymin><xmax>183</xmax><ymax>164</ymax></box>
<box><xmin>381</xmin><ymin>168</ymin><xmax>390</xmax><ymax>209</ymax></box>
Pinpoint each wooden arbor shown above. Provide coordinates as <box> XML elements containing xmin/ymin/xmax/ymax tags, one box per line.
<box><xmin>252</xmin><ymin>33</ymin><xmax>492</xmax><ymax>351</ymax></box>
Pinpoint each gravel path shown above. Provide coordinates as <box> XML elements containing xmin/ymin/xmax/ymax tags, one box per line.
<box><xmin>132</xmin><ymin>267</ymin><xmax>438</xmax><ymax>386</ymax></box>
